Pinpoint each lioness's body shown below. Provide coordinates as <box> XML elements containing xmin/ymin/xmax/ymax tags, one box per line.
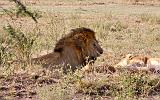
<box><xmin>147</xmin><ymin>58</ymin><xmax>160</xmax><ymax>73</ymax></box>
<box><xmin>115</xmin><ymin>54</ymin><xmax>160</xmax><ymax>74</ymax></box>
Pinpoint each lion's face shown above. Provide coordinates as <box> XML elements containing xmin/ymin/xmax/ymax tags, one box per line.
<box><xmin>85</xmin><ymin>38</ymin><xmax>103</xmax><ymax>61</ymax></box>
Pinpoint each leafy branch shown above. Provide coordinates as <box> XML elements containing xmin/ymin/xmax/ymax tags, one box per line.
<box><xmin>9</xmin><ymin>0</ymin><xmax>38</xmax><ymax>23</ymax></box>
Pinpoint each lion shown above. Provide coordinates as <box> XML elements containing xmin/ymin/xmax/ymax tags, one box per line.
<box><xmin>115</xmin><ymin>54</ymin><xmax>160</xmax><ymax>74</ymax></box>
<box><xmin>127</xmin><ymin>57</ymin><xmax>160</xmax><ymax>74</ymax></box>
<box><xmin>32</xmin><ymin>27</ymin><xmax>103</xmax><ymax>73</ymax></box>
<box><xmin>114</xmin><ymin>54</ymin><xmax>149</xmax><ymax>72</ymax></box>
<box><xmin>147</xmin><ymin>58</ymin><xmax>160</xmax><ymax>74</ymax></box>
<box><xmin>114</xmin><ymin>54</ymin><xmax>148</xmax><ymax>68</ymax></box>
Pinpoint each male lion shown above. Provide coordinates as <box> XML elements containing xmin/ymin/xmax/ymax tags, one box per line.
<box><xmin>32</xmin><ymin>27</ymin><xmax>103</xmax><ymax>73</ymax></box>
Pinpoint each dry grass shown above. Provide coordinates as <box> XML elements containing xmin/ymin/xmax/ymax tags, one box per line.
<box><xmin>0</xmin><ymin>0</ymin><xmax>160</xmax><ymax>99</ymax></box>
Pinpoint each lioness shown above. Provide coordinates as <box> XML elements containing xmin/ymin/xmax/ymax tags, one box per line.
<box><xmin>115</xmin><ymin>54</ymin><xmax>160</xmax><ymax>74</ymax></box>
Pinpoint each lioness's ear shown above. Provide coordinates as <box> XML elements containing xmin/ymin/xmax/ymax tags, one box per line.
<box><xmin>54</xmin><ymin>45</ymin><xmax>63</xmax><ymax>52</ymax></box>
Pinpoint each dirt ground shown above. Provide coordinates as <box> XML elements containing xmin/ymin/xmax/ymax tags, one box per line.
<box><xmin>0</xmin><ymin>0</ymin><xmax>160</xmax><ymax>100</ymax></box>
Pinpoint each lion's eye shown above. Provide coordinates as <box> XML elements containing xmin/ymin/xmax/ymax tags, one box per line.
<box><xmin>93</xmin><ymin>43</ymin><xmax>96</xmax><ymax>47</ymax></box>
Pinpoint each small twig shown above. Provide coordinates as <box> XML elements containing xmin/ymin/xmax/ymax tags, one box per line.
<box><xmin>10</xmin><ymin>0</ymin><xmax>38</xmax><ymax>23</ymax></box>
<box><xmin>0</xmin><ymin>7</ymin><xmax>15</xmax><ymax>20</ymax></box>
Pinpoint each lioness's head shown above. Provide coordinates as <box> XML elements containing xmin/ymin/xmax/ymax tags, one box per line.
<box><xmin>115</xmin><ymin>54</ymin><xmax>148</xmax><ymax>68</ymax></box>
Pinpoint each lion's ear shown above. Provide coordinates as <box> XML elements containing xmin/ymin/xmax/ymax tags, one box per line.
<box><xmin>54</xmin><ymin>45</ymin><xmax>63</xmax><ymax>52</ymax></box>
<box><xmin>54</xmin><ymin>39</ymin><xmax>64</xmax><ymax>52</ymax></box>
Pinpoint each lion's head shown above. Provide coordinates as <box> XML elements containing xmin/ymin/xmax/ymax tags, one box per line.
<box><xmin>33</xmin><ymin>27</ymin><xmax>103</xmax><ymax>73</ymax></box>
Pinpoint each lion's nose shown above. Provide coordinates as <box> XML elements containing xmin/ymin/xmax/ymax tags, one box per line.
<box><xmin>91</xmin><ymin>56</ymin><xmax>96</xmax><ymax>60</ymax></box>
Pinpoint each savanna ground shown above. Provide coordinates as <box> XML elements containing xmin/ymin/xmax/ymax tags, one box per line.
<box><xmin>1</xmin><ymin>0</ymin><xmax>160</xmax><ymax>100</ymax></box>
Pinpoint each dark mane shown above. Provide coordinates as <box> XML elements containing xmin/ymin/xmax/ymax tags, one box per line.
<box><xmin>54</xmin><ymin>27</ymin><xmax>95</xmax><ymax>52</ymax></box>
<box><xmin>63</xmin><ymin>27</ymin><xmax>95</xmax><ymax>39</ymax></box>
<box><xmin>70</xmin><ymin>27</ymin><xmax>95</xmax><ymax>36</ymax></box>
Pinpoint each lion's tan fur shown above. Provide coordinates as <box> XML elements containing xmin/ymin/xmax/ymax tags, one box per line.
<box><xmin>147</xmin><ymin>58</ymin><xmax>160</xmax><ymax>73</ymax></box>
<box><xmin>115</xmin><ymin>54</ymin><xmax>148</xmax><ymax>67</ymax></box>
<box><xmin>115</xmin><ymin>54</ymin><xmax>160</xmax><ymax>74</ymax></box>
